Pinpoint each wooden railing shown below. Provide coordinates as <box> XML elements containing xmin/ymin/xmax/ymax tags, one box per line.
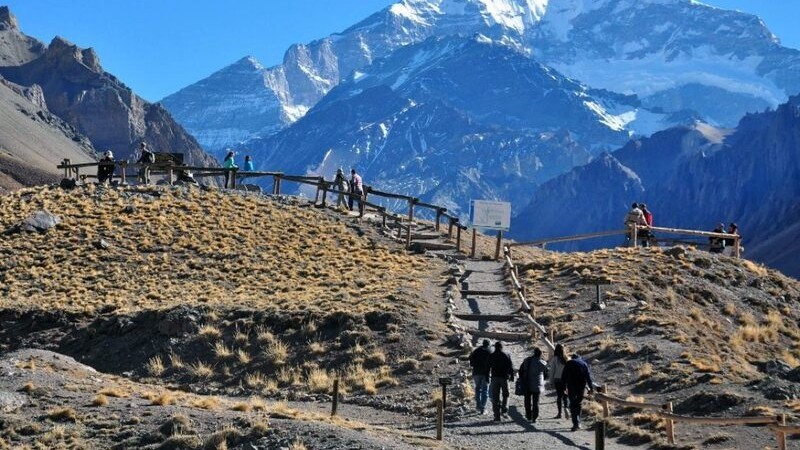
<box><xmin>593</xmin><ymin>386</ymin><xmax>793</xmax><ymax>449</ymax></box>
<box><xmin>501</xmin><ymin>244</ymin><xmax>555</xmax><ymax>352</ymax></box>
<box><xmin>57</xmin><ymin>159</ymin><xmax>470</xmax><ymax>251</ymax></box>
<box><xmin>509</xmin><ymin>225</ymin><xmax>742</xmax><ymax>258</ymax></box>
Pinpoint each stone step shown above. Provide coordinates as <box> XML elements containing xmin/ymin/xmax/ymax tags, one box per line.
<box><xmin>460</xmin><ymin>289</ymin><xmax>509</xmax><ymax>297</ymax></box>
<box><xmin>409</xmin><ymin>241</ymin><xmax>457</xmax><ymax>251</ymax></box>
<box><xmin>455</xmin><ymin>313</ymin><xmax>519</xmax><ymax>322</ymax></box>
<box><xmin>465</xmin><ymin>329</ymin><xmax>531</xmax><ymax>341</ymax></box>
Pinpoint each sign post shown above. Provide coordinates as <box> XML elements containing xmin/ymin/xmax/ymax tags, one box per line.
<box><xmin>469</xmin><ymin>200</ymin><xmax>511</xmax><ymax>261</ymax></box>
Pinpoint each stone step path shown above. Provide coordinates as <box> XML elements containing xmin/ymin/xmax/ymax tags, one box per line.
<box><xmin>445</xmin><ymin>258</ymin><xmax>636</xmax><ymax>449</ymax></box>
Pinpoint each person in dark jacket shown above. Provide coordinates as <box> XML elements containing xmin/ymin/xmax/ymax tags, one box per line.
<box><xmin>562</xmin><ymin>353</ymin><xmax>594</xmax><ymax>431</ymax></box>
<box><xmin>709</xmin><ymin>223</ymin><xmax>726</xmax><ymax>253</ymax></box>
<box><xmin>488</xmin><ymin>341</ymin><xmax>514</xmax><ymax>421</ymax></box>
<box><xmin>137</xmin><ymin>142</ymin><xmax>155</xmax><ymax>185</ymax></box>
<box><xmin>519</xmin><ymin>347</ymin><xmax>548</xmax><ymax>423</ymax></box>
<box><xmin>468</xmin><ymin>339</ymin><xmax>492</xmax><ymax>414</ymax></box>
<box><xmin>97</xmin><ymin>151</ymin><xmax>115</xmax><ymax>185</ymax></box>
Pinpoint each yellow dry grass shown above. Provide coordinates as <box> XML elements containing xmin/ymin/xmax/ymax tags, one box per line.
<box><xmin>0</xmin><ymin>185</ymin><xmax>428</xmax><ymax>314</ymax></box>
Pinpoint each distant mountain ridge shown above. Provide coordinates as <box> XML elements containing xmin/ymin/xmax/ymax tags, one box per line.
<box><xmin>512</xmin><ymin>95</ymin><xmax>800</xmax><ymax>277</ymax></box>
<box><xmin>163</xmin><ymin>0</ymin><xmax>800</xmax><ymax>151</ymax></box>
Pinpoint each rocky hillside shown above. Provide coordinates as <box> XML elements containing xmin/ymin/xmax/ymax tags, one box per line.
<box><xmin>0</xmin><ymin>74</ymin><xmax>95</xmax><ymax>193</ymax></box>
<box><xmin>163</xmin><ymin>0</ymin><xmax>800</xmax><ymax>152</ymax></box>
<box><xmin>515</xmin><ymin>244</ymin><xmax>800</xmax><ymax>448</ymax></box>
<box><xmin>514</xmin><ymin>95</ymin><xmax>800</xmax><ymax>278</ymax></box>
<box><xmin>0</xmin><ymin>6</ymin><xmax>216</xmax><ymax>172</ymax></box>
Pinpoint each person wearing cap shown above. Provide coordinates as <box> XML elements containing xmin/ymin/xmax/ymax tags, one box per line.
<box><xmin>709</xmin><ymin>223</ymin><xmax>726</xmax><ymax>253</ymax></box>
<box><xmin>334</xmin><ymin>168</ymin><xmax>349</xmax><ymax>209</ymax></box>
<box><xmin>562</xmin><ymin>353</ymin><xmax>594</xmax><ymax>431</ymax></box>
<box><xmin>137</xmin><ymin>142</ymin><xmax>155</xmax><ymax>185</ymax></box>
<box><xmin>469</xmin><ymin>339</ymin><xmax>492</xmax><ymax>414</ymax></box>
<box><xmin>488</xmin><ymin>341</ymin><xmax>514</xmax><ymax>421</ymax></box>
<box><xmin>97</xmin><ymin>150</ymin><xmax>115</xmax><ymax>185</ymax></box>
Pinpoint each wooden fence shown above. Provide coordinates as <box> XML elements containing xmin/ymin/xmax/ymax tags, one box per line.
<box><xmin>593</xmin><ymin>385</ymin><xmax>794</xmax><ymax>449</ymax></box>
<box><xmin>509</xmin><ymin>225</ymin><xmax>742</xmax><ymax>258</ymax></box>
<box><xmin>57</xmin><ymin>159</ymin><xmax>470</xmax><ymax>251</ymax></box>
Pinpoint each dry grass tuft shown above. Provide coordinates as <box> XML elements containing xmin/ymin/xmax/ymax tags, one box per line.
<box><xmin>92</xmin><ymin>394</ymin><xmax>109</xmax><ymax>406</ymax></box>
<box><xmin>150</xmin><ymin>392</ymin><xmax>177</xmax><ymax>406</ymax></box>
<box><xmin>146</xmin><ymin>355</ymin><xmax>165</xmax><ymax>376</ymax></box>
<box><xmin>191</xmin><ymin>396</ymin><xmax>220</xmax><ymax>410</ymax></box>
<box><xmin>189</xmin><ymin>361</ymin><xmax>214</xmax><ymax>379</ymax></box>
<box><xmin>305</xmin><ymin>368</ymin><xmax>333</xmax><ymax>394</ymax></box>
<box><xmin>98</xmin><ymin>387</ymin><xmax>128</xmax><ymax>398</ymax></box>
<box><xmin>266</xmin><ymin>340</ymin><xmax>288</xmax><ymax>366</ymax></box>
<box><xmin>46</xmin><ymin>407</ymin><xmax>78</xmax><ymax>423</ymax></box>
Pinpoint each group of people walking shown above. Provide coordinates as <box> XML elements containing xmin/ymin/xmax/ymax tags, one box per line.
<box><xmin>469</xmin><ymin>341</ymin><xmax>594</xmax><ymax>431</ymax></box>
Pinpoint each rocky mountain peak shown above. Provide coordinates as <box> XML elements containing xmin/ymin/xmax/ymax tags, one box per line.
<box><xmin>43</xmin><ymin>37</ymin><xmax>102</xmax><ymax>73</ymax></box>
<box><xmin>0</xmin><ymin>6</ymin><xmax>18</xmax><ymax>31</ymax></box>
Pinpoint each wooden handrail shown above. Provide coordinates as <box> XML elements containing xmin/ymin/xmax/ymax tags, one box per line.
<box><xmin>594</xmin><ymin>392</ymin><xmax>664</xmax><ymax>411</ymax></box>
<box><xmin>503</xmin><ymin>246</ymin><xmax>554</xmax><ymax>352</ymax></box>
<box><xmin>509</xmin><ymin>229</ymin><xmax>629</xmax><ymax>247</ymax></box>
<box><xmin>367</xmin><ymin>188</ymin><xmax>414</xmax><ymax>201</ymax></box>
<box><xmin>659</xmin><ymin>412</ymin><xmax>778</xmax><ymax>426</ymax></box>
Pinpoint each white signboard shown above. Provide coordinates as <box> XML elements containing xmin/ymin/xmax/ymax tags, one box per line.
<box><xmin>470</xmin><ymin>200</ymin><xmax>511</xmax><ymax>231</ymax></box>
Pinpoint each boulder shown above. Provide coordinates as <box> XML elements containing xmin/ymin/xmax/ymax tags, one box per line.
<box><xmin>756</xmin><ymin>359</ymin><xmax>792</xmax><ymax>378</ymax></box>
<box><xmin>3</xmin><ymin>210</ymin><xmax>61</xmax><ymax>234</ymax></box>
<box><xmin>675</xmin><ymin>392</ymin><xmax>746</xmax><ymax>414</ymax></box>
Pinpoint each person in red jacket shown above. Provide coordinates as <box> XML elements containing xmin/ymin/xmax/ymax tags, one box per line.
<box><xmin>639</xmin><ymin>203</ymin><xmax>654</xmax><ymax>247</ymax></box>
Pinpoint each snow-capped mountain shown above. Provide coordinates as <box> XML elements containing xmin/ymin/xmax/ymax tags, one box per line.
<box><xmin>162</xmin><ymin>0</ymin><xmax>800</xmax><ymax>151</ymax></box>
<box><xmin>240</xmin><ymin>36</ymin><xmax>660</xmax><ymax>215</ymax></box>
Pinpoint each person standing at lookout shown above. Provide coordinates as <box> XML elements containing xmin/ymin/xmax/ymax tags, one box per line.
<box><xmin>222</xmin><ymin>150</ymin><xmax>237</xmax><ymax>188</ymax></box>
<box><xmin>348</xmin><ymin>169</ymin><xmax>364</xmax><ymax>211</ymax></box>
<box><xmin>562</xmin><ymin>353</ymin><xmax>594</xmax><ymax>431</ymax></box>
<box><xmin>639</xmin><ymin>203</ymin><xmax>654</xmax><ymax>247</ymax></box>
<box><xmin>519</xmin><ymin>347</ymin><xmax>548</xmax><ymax>424</ymax></box>
<box><xmin>97</xmin><ymin>151</ymin><xmax>115</xmax><ymax>185</ymax></box>
<box><xmin>243</xmin><ymin>155</ymin><xmax>255</xmax><ymax>172</ymax></box>
<box><xmin>469</xmin><ymin>339</ymin><xmax>492</xmax><ymax>415</ymax></box>
<box><xmin>623</xmin><ymin>202</ymin><xmax>647</xmax><ymax>247</ymax></box>
<box><xmin>488</xmin><ymin>341</ymin><xmax>514</xmax><ymax>422</ymax></box>
<box><xmin>334</xmin><ymin>168</ymin><xmax>349</xmax><ymax>209</ymax></box>
<box><xmin>548</xmin><ymin>344</ymin><xmax>570</xmax><ymax>420</ymax></box>
<box><xmin>137</xmin><ymin>142</ymin><xmax>155</xmax><ymax>185</ymax></box>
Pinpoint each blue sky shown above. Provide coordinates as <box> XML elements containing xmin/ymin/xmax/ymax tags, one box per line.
<box><xmin>4</xmin><ymin>1</ymin><xmax>798</xmax><ymax>101</ymax></box>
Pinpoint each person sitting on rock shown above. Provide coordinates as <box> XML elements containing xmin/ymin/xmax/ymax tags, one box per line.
<box><xmin>97</xmin><ymin>151</ymin><xmax>115</xmax><ymax>185</ymax></box>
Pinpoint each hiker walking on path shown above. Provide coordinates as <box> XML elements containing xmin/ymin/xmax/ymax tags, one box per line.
<box><xmin>97</xmin><ymin>151</ymin><xmax>115</xmax><ymax>185</ymax></box>
<box><xmin>548</xmin><ymin>344</ymin><xmax>570</xmax><ymax>420</ymax></box>
<box><xmin>349</xmin><ymin>169</ymin><xmax>364</xmax><ymax>211</ymax></box>
<box><xmin>469</xmin><ymin>340</ymin><xmax>492</xmax><ymax>415</ymax></box>
<box><xmin>137</xmin><ymin>142</ymin><xmax>155</xmax><ymax>185</ymax></box>
<box><xmin>562</xmin><ymin>353</ymin><xmax>594</xmax><ymax>431</ymax></box>
<box><xmin>623</xmin><ymin>203</ymin><xmax>647</xmax><ymax>247</ymax></box>
<box><xmin>519</xmin><ymin>347</ymin><xmax>548</xmax><ymax>424</ymax></box>
<box><xmin>488</xmin><ymin>341</ymin><xmax>514</xmax><ymax>422</ymax></box>
<box><xmin>222</xmin><ymin>150</ymin><xmax>238</xmax><ymax>188</ymax></box>
<box><xmin>334</xmin><ymin>168</ymin><xmax>349</xmax><ymax>209</ymax></box>
<box><xmin>709</xmin><ymin>223</ymin><xmax>726</xmax><ymax>253</ymax></box>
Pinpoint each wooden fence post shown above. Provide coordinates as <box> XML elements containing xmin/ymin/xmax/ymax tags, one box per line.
<box><xmin>663</xmin><ymin>402</ymin><xmax>675</xmax><ymax>444</ymax></box>
<box><xmin>321</xmin><ymin>180</ymin><xmax>328</xmax><ymax>207</ymax></box>
<box><xmin>168</xmin><ymin>168</ymin><xmax>174</xmax><ymax>186</ymax></box>
<box><xmin>549</xmin><ymin>328</ymin><xmax>555</xmax><ymax>344</ymax></box>
<box><xmin>599</xmin><ymin>385</ymin><xmax>609</xmax><ymax>418</ymax></box>
<box><xmin>448</xmin><ymin>219</ymin><xmax>454</xmax><ymax>240</ymax></box>
<box><xmin>435</xmin><ymin>209</ymin><xmax>443</xmax><ymax>232</ymax></box>
<box><xmin>595</xmin><ymin>418</ymin><xmax>606</xmax><ymax>450</ymax></box>
<box><xmin>632</xmin><ymin>226</ymin><xmax>638</xmax><ymax>248</ymax></box>
<box><xmin>456</xmin><ymin>225</ymin><xmax>462</xmax><ymax>253</ymax></box>
<box><xmin>436</xmin><ymin>398</ymin><xmax>444</xmax><ymax>441</ymax></box>
<box><xmin>314</xmin><ymin>176</ymin><xmax>323</xmax><ymax>204</ymax></box>
<box><xmin>331</xmin><ymin>378</ymin><xmax>340</xmax><ymax>417</ymax></box>
<box><xmin>62</xmin><ymin>159</ymin><xmax>69</xmax><ymax>178</ymax></box>
<box><xmin>776</xmin><ymin>414</ymin><xmax>787</xmax><ymax>450</ymax></box>
<box><xmin>494</xmin><ymin>230</ymin><xmax>503</xmax><ymax>261</ymax></box>
<box><xmin>406</xmin><ymin>199</ymin><xmax>416</xmax><ymax>249</ymax></box>
<box><xmin>735</xmin><ymin>236</ymin><xmax>742</xmax><ymax>259</ymax></box>
<box><xmin>470</xmin><ymin>228</ymin><xmax>477</xmax><ymax>258</ymax></box>
<box><xmin>120</xmin><ymin>162</ymin><xmax>127</xmax><ymax>185</ymax></box>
